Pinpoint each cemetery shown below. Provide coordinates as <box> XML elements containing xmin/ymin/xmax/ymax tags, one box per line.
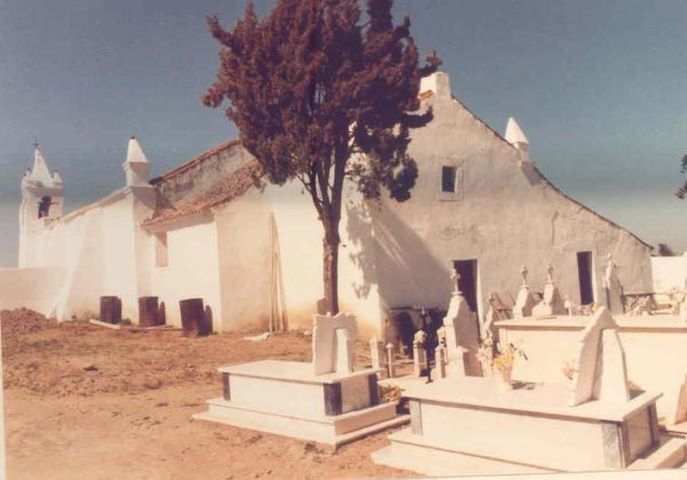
<box><xmin>1</xmin><ymin>1</ymin><xmax>685</xmax><ymax>477</ymax></box>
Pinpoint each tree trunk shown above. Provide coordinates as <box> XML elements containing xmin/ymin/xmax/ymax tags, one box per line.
<box><xmin>322</xmin><ymin>229</ymin><xmax>340</xmax><ymax>315</ymax></box>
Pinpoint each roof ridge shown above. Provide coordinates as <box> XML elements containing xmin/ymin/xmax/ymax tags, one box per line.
<box><xmin>150</xmin><ymin>138</ymin><xmax>241</xmax><ymax>184</ymax></box>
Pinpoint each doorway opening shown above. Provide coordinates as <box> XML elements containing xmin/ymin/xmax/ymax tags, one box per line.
<box><xmin>452</xmin><ymin>259</ymin><xmax>479</xmax><ymax>317</ymax></box>
<box><xmin>577</xmin><ymin>251</ymin><xmax>594</xmax><ymax>305</ymax></box>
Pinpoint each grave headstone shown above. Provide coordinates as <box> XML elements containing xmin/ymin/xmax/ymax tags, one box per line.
<box><xmin>482</xmin><ymin>293</ymin><xmax>506</xmax><ymax>343</ymax></box>
<box><xmin>369</xmin><ymin>337</ymin><xmax>387</xmax><ymax>378</ymax></box>
<box><xmin>513</xmin><ymin>266</ymin><xmax>536</xmax><ymax>318</ymax></box>
<box><xmin>532</xmin><ymin>265</ymin><xmax>566</xmax><ymax>316</ymax></box>
<box><xmin>569</xmin><ymin>307</ymin><xmax>630</xmax><ymax>406</ymax></box>
<box><xmin>602</xmin><ymin>255</ymin><xmax>624</xmax><ymax>315</ymax></box>
<box><xmin>312</xmin><ymin>312</ymin><xmax>357</xmax><ymax>375</ymax></box>
<box><xmin>385</xmin><ymin>343</ymin><xmax>395</xmax><ymax>378</ymax></box>
<box><xmin>335</xmin><ymin>328</ymin><xmax>354</xmax><ymax>375</ymax></box>
<box><xmin>442</xmin><ymin>268</ymin><xmax>482</xmax><ymax>377</ymax></box>
<box><xmin>413</xmin><ymin>330</ymin><xmax>426</xmax><ymax>377</ymax></box>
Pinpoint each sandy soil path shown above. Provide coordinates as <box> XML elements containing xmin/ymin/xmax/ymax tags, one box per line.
<box><xmin>2</xmin><ymin>309</ymin><xmax>413</xmax><ymax>479</ymax></box>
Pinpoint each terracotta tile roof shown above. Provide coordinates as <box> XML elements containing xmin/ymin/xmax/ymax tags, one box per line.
<box><xmin>143</xmin><ymin>160</ymin><xmax>262</xmax><ymax>227</ymax></box>
<box><xmin>143</xmin><ymin>139</ymin><xmax>263</xmax><ymax>227</ymax></box>
<box><xmin>149</xmin><ymin>139</ymin><xmax>242</xmax><ymax>185</ymax></box>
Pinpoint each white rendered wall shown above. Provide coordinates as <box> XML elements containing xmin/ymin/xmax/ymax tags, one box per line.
<box><xmin>214</xmin><ymin>190</ymin><xmax>274</xmax><ymax>331</ymax></box>
<box><xmin>0</xmin><ymin>267</ymin><xmax>65</xmax><ymax>314</ymax></box>
<box><xmin>15</xmin><ymin>188</ymin><xmax>154</xmax><ymax>322</ymax></box>
<box><xmin>652</xmin><ymin>254</ymin><xmax>687</xmax><ymax>292</ymax></box>
<box><xmin>264</xmin><ymin>180</ymin><xmax>383</xmax><ymax>337</ymax></box>
<box><xmin>150</xmin><ymin>215</ymin><xmax>222</xmax><ymax>329</ymax></box>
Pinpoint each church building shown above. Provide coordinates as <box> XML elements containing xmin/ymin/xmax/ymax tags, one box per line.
<box><xmin>11</xmin><ymin>72</ymin><xmax>654</xmax><ymax>336</ymax></box>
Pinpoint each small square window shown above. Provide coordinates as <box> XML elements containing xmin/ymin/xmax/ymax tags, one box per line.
<box><xmin>441</xmin><ymin>166</ymin><xmax>456</xmax><ymax>193</ymax></box>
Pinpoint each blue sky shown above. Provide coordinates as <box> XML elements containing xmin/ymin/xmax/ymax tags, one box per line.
<box><xmin>0</xmin><ymin>0</ymin><xmax>686</xmax><ymax>266</ymax></box>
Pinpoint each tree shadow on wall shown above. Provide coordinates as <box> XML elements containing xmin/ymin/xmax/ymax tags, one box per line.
<box><xmin>345</xmin><ymin>199</ymin><xmax>451</xmax><ymax>309</ymax></box>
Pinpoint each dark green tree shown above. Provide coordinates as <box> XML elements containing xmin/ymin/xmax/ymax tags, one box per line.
<box><xmin>204</xmin><ymin>0</ymin><xmax>439</xmax><ymax>314</ymax></box>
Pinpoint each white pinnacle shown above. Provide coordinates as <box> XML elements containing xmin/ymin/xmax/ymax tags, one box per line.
<box><xmin>30</xmin><ymin>148</ymin><xmax>54</xmax><ymax>185</ymax></box>
<box><xmin>505</xmin><ymin>117</ymin><xmax>529</xmax><ymax>146</ymax></box>
<box><xmin>125</xmin><ymin>135</ymin><xmax>149</xmax><ymax>164</ymax></box>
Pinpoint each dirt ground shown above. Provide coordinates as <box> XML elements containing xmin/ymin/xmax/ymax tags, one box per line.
<box><xmin>1</xmin><ymin>308</ymin><xmax>415</xmax><ymax>480</ymax></box>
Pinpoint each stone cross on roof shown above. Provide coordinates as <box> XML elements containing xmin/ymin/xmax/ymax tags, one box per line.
<box><xmin>520</xmin><ymin>265</ymin><xmax>529</xmax><ymax>286</ymax></box>
<box><xmin>546</xmin><ymin>264</ymin><xmax>554</xmax><ymax>283</ymax></box>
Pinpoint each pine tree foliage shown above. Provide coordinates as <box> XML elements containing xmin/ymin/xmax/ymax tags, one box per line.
<box><xmin>204</xmin><ymin>0</ymin><xmax>439</xmax><ymax>313</ymax></box>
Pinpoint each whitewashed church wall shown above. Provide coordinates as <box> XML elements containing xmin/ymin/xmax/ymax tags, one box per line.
<box><xmin>370</xmin><ymin>92</ymin><xmax>653</xmax><ymax>320</ymax></box>
<box><xmin>263</xmin><ymin>181</ymin><xmax>383</xmax><ymax>337</ymax></box>
<box><xmin>0</xmin><ymin>267</ymin><xmax>65</xmax><ymax>314</ymax></box>
<box><xmin>16</xmin><ymin>190</ymin><xmax>151</xmax><ymax>321</ymax></box>
<box><xmin>150</xmin><ymin>215</ymin><xmax>222</xmax><ymax>329</ymax></box>
<box><xmin>99</xmin><ymin>195</ymin><xmax>140</xmax><ymax>321</ymax></box>
<box><xmin>214</xmin><ymin>190</ymin><xmax>274</xmax><ymax>332</ymax></box>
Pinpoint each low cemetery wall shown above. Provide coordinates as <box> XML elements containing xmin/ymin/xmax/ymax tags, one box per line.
<box><xmin>497</xmin><ymin>315</ymin><xmax>687</xmax><ymax>425</ymax></box>
<box><xmin>0</xmin><ymin>267</ymin><xmax>65</xmax><ymax>316</ymax></box>
<box><xmin>651</xmin><ymin>254</ymin><xmax>687</xmax><ymax>293</ymax></box>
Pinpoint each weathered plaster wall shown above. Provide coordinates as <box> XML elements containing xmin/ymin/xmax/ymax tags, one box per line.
<box><xmin>0</xmin><ymin>267</ymin><xmax>65</xmax><ymax>314</ymax></box>
<box><xmin>652</xmin><ymin>254</ymin><xmax>687</xmax><ymax>292</ymax></box>
<box><xmin>370</xmin><ymin>82</ymin><xmax>653</xmax><ymax>319</ymax></box>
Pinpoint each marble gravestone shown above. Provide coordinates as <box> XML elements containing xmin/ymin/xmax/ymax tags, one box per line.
<box><xmin>513</xmin><ymin>266</ymin><xmax>536</xmax><ymax>318</ymax></box>
<box><xmin>569</xmin><ymin>307</ymin><xmax>630</xmax><ymax>406</ymax></box>
<box><xmin>194</xmin><ymin>312</ymin><xmax>408</xmax><ymax>447</ymax></box>
<box><xmin>602</xmin><ymin>255</ymin><xmax>624</xmax><ymax>315</ymax></box>
<box><xmin>439</xmin><ymin>269</ymin><xmax>482</xmax><ymax>378</ymax></box>
<box><xmin>372</xmin><ymin>306</ymin><xmax>663</xmax><ymax>475</ymax></box>
<box><xmin>312</xmin><ymin>312</ymin><xmax>357</xmax><ymax>375</ymax></box>
<box><xmin>369</xmin><ymin>337</ymin><xmax>387</xmax><ymax>379</ymax></box>
<box><xmin>532</xmin><ymin>265</ymin><xmax>566</xmax><ymax>317</ymax></box>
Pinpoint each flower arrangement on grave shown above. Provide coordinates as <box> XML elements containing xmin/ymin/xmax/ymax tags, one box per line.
<box><xmin>477</xmin><ymin>338</ymin><xmax>527</xmax><ymax>388</ymax></box>
<box><xmin>667</xmin><ymin>287</ymin><xmax>686</xmax><ymax>314</ymax></box>
<box><xmin>562</xmin><ymin>359</ymin><xmax>577</xmax><ymax>381</ymax></box>
<box><xmin>378</xmin><ymin>383</ymin><xmax>403</xmax><ymax>403</ymax></box>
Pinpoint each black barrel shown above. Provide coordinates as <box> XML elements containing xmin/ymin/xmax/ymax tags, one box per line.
<box><xmin>179</xmin><ymin>298</ymin><xmax>210</xmax><ymax>336</ymax></box>
<box><xmin>100</xmin><ymin>296</ymin><xmax>122</xmax><ymax>324</ymax></box>
<box><xmin>138</xmin><ymin>296</ymin><xmax>160</xmax><ymax>327</ymax></box>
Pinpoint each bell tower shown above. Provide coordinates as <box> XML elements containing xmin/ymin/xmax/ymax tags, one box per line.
<box><xmin>18</xmin><ymin>145</ymin><xmax>64</xmax><ymax>267</ymax></box>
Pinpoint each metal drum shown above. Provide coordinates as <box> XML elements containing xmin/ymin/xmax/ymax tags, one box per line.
<box><xmin>138</xmin><ymin>296</ymin><xmax>160</xmax><ymax>328</ymax></box>
<box><xmin>100</xmin><ymin>296</ymin><xmax>122</xmax><ymax>324</ymax></box>
<box><xmin>179</xmin><ymin>298</ymin><xmax>210</xmax><ymax>336</ymax></box>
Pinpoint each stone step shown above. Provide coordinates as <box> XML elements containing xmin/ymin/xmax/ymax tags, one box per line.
<box><xmin>195</xmin><ymin>398</ymin><xmax>408</xmax><ymax>448</ymax></box>
<box><xmin>629</xmin><ymin>437</ymin><xmax>686</xmax><ymax>470</ymax></box>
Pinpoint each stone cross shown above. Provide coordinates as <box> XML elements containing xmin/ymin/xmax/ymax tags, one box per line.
<box><xmin>520</xmin><ymin>265</ymin><xmax>529</xmax><ymax>286</ymax></box>
<box><xmin>546</xmin><ymin>264</ymin><xmax>554</xmax><ymax>283</ymax></box>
